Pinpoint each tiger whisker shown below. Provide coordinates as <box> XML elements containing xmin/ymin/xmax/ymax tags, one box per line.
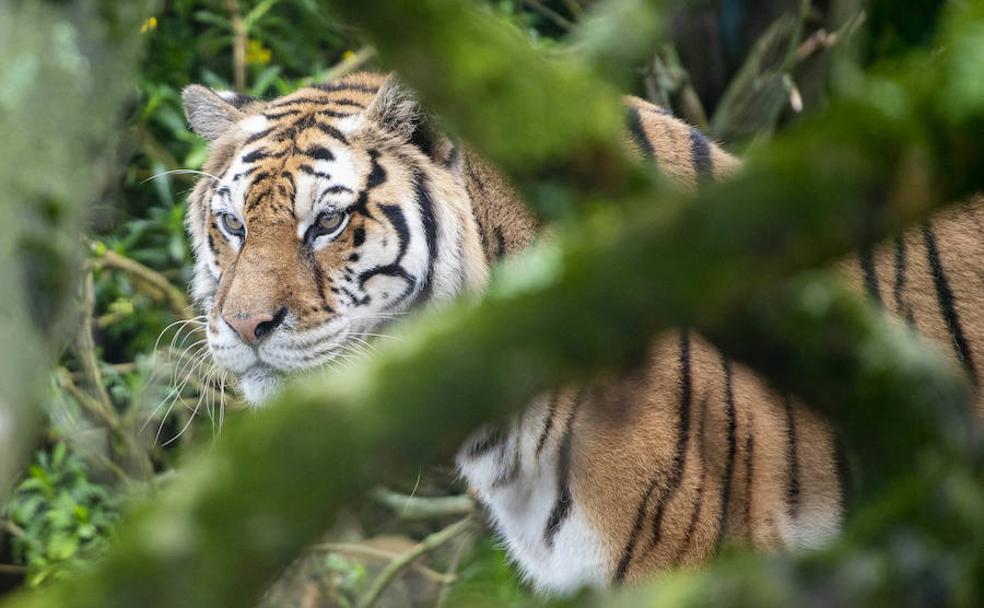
<box><xmin>154</xmin><ymin>351</ymin><xmax>212</xmax><ymax>444</ymax></box>
<box><xmin>142</xmin><ymin>169</ymin><xmax>222</xmax><ymax>184</ymax></box>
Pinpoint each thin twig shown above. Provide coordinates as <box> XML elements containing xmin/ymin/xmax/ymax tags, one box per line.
<box><xmin>794</xmin><ymin>11</ymin><xmax>866</xmax><ymax>61</ymax></box>
<box><xmin>90</xmin><ymin>249</ymin><xmax>191</xmax><ymax>319</ymax></box>
<box><xmin>72</xmin><ymin>363</ymin><xmax>136</xmax><ymax>380</ymax></box>
<box><xmin>560</xmin><ymin>0</ymin><xmax>583</xmax><ymax>18</ymax></box>
<box><xmin>0</xmin><ymin>564</ymin><xmax>26</xmax><ymax>575</ymax></box>
<box><xmin>371</xmin><ymin>488</ymin><xmax>475</xmax><ymax>520</ymax></box>
<box><xmin>225</xmin><ymin>0</ymin><xmax>248</xmax><ymax>91</ymax></box>
<box><xmin>309</xmin><ymin>543</ymin><xmax>456</xmax><ymax>584</ymax></box>
<box><xmin>56</xmin><ymin>368</ymin><xmax>118</xmax><ymax>432</ymax></box>
<box><xmin>323</xmin><ymin>47</ymin><xmax>377</xmax><ymax>82</ymax></box>
<box><xmin>357</xmin><ymin>517</ymin><xmax>475</xmax><ymax>608</ymax></box>
<box><xmin>435</xmin><ymin>530</ymin><xmax>475</xmax><ymax>608</ymax></box>
<box><xmin>2</xmin><ymin>520</ymin><xmax>25</xmax><ymax>539</ymax></box>
<box><xmin>522</xmin><ymin>0</ymin><xmax>574</xmax><ymax>31</ymax></box>
<box><xmin>76</xmin><ymin>272</ymin><xmax>116</xmax><ymax>419</ymax></box>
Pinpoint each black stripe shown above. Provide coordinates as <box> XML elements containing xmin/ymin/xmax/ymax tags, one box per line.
<box><xmin>626</xmin><ymin>107</ymin><xmax>655</xmax><ymax>158</ymax></box>
<box><xmin>859</xmin><ymin>246</ymin><xmax>883</xmax><ymax>307</ymax></box>
<box><xmin>893</xmin><ymin>236</ymin><xmax>914</xmax><ymax>323</ymax></box>
<box><xmin>358</xmin><ymin>204</ymin><xmax>416</xmax><ymax>309</ymax></box>
<box><xmin>743</xmin><ymin>433</ymin><xmax>754</xmax><ymax>542</ymax></box>
<box><xmin>268</xmin><ymin>97</ymin><xmax>359</xmax><ymax>115</ymax></box>
<box><xmin>673</xmin><ymin>393</ymin><xmax>710</xmax><ymax>562</ymax></box>
<box><xmin>326</xmin><ymin>98</ymin><xmax>366</xmax><ymax>109</ymax></box>
<box><xmin>222</xmin><ymin>92</ymin><xmax>255</xmax><ymax>109</ymax></box>
<box><xmin>312</xmin><ymin>121</ymin><xmax>349</xmax><ymax>144</ymax></box>
<box><xmin>308</xmin><ymin>250</ymin><xmax>331</xmax><ymax>310</ymax></box>
<box><xmin>613</xmin><ymin>481</ymin><xmax>657</xmax><ymax>583</ymax></box>
<box><xmin>262</xmin><ymin>109</ymin><xmax>303</xmax><ymax>120</ymax></box>
<box><xmin>206</xmin><ymin>232</ymin><xmax>219</xmax><ymax>257</ymax></box>
<box><xmin>412</xmin><ymin>169</ymin><xmax>439</xmax><ymax>304</ymax></box>
<box><xmin>923</xmin><ymin>222</ymin><xmax>978</xmax><ymax>383</ymax></box>
<box><xmin>535</xmin><ymin>394</ymin><xmax>560</xmax><ymax>456</ymax></box>
<box><xmin>613</xmin><ymin>333</ymin><xmax>698</xmax><ymax>583</ymax></box>
<box><xmin>645</xmin><ymin>329</ymin><xmax>693</xmax><ymax>552</ymax></box>
<box><xmin>544</xmin><ymin>396</ymin><xmax>581</xmax><ymax>547</ymax></box>
<box><xmin>715</xmin><ymin>354</ymin><xmax>737</xmax><ymax>550</ymax></box>
<box><xmin>245</xmin><ymin>126</ymin><xmax>276</xmax><ymax>144</ymax></box>
<box><xmin>465</xmin><ymin>428</ymin><xmax>505</xmax><ymax>458</ymax></box>
<box><xmin>241</xmin><ymin>149</ymin><xmax>284</xmax><ymax>163</ymax></box>
<box><xmin>783</xmin><ymin>396</ymin><xmax>801</xmax><ymax>518</ymax></box>
<box><xmin>833</xmin><ymin>436</ymin><xmax>855</xmax><ymax>511</ymax></box>
<box><xmin>298</xmin><ymin>164</ymin><xmax>331</xmax><ymax>179</ymax></box>
<box><xmin>232</xmin><ymin>165</ymin><xmax>262</xmax><ymax>181</ymax></box>
<box><xmin>689</xmin><ymin>127</ymin><xmax>713</xmax><ymax>181</ymax></box>
<box><xmin>301</xmin><ymin>145</ymin><xmax>335</xmax><ymax>162</ymax></box>
<box><xmin>366</xmin><ymin>149</ymin><xmax>387</xmax><ymax>189</ymax></box>
<box><xmin>491</xmin><ymin>412</ymin><xmax>525</xmax><ymax>488</ymax></box>
<box><xmin>312</xmin><ymin>82</ymin><xmax>378</xmax><ymax>94</ymax></box>
<box><xmin>493</xmin><ymin>227</ymin><xmax>507</xmax><ymax>260</ymax></box>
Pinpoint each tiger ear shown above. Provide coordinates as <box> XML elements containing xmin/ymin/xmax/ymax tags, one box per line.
<box><xmin>364</xmin><ymin>75</ymin><xmax>421</xmax><ymax>139</ymax></box>
<box><xmin>182</xmin><ymin>85</ymin><xmax>255</xmax><ymax>141</ymax></box>
<box><xmin>365</xmin><ymin>75</ymin><xmax>440</xmax><ymax>157</ymax></box>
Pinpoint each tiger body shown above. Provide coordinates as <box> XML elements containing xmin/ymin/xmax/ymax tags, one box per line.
<box><xmin>182</xmin><ymin>72</ymin><xmax>984</xmax><ymax>594</ymax></box>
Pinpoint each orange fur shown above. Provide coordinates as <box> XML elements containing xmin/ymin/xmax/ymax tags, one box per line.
<box><xmin>184</xmin><ymin>73</ymin><xmax>982</xmax><ymax>589</ymax></box>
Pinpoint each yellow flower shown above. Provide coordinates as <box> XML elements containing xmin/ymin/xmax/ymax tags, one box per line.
<box><xmin>139</xmin><ymin>16</ymin><xmax>158</xmax><ymax>34</ymax></box>
<box><xmin>341</xmin><ymin>49</ymin><xmax>356</xmax><ymax>62</ymax></box>
<box><xmin>246</xmin><ymin>39</ymin><xmax>272</xmax><ymax>66</ymax></box>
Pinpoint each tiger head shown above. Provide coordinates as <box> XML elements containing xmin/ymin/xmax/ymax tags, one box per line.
<box><xmin>182</xmin><ymin>73</ymin><xmax>488</xmax><ymax>404</ymax></box>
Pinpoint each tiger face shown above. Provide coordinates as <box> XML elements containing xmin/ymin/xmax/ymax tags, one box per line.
<box><xmin>182</xmin><ymin>73</ymin><xmax>487</xmax><ymax>403</ymax></box>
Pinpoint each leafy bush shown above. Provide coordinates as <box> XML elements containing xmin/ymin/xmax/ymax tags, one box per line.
<box><xmin>4</xmin><ymin>445</ymin><xmax>118</xmax><ymax>587</ymax></box>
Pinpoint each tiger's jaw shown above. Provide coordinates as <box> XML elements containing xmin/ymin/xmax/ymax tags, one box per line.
<box><xmin>238</xmin><ymin>366</ymin><xmax>282</xmax><ymax>405</ymax></box>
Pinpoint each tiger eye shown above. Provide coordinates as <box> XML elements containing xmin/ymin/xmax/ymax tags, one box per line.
<box><xmin>317</xmin><ymin>212</ymin><xmax>345</xmax><ymax>233</ymax></box>
<box><xmin>221</xmin><ymin>213</ymin><xmax>244</xmax><ymax>235</ymax></box>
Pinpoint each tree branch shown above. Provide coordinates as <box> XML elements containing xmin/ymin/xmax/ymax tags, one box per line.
<box><xmin>357</xmin><ymin>517</ymin><xmax>475</xmax><ymax>608</ymax></box>
<box><xmin>370</xmin><ymin>488</ymin><xmax>474</xmax><ymax>521</ymax></box>
<box><xmin>90</xmin><ymin>249</ymin><xmax>192</xmax><ymax>319</ymax></box>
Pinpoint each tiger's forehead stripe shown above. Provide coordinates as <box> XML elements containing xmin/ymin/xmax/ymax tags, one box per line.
<box><xmin>220</xmin><ymin>74</ymin><xmax>389</xmax><ymax>220</ymax></box>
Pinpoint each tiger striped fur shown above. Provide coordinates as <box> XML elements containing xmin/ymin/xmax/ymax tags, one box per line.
<box><xmin>182</xmin><ymin>72</ymin><xmax>984</xmax><ymax>594</ymax></box>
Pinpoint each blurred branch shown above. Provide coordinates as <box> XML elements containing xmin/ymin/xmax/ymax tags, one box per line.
<box><xmin>55</xmin><ymin>369</ymin><xmax>118</xmax><ymax>433</ymax></box>
<box><xmin>561</xmin><ymin>0</ymin><xmax>584</xmax><ymax>18</ymax></box>
<box><xmin>0</xmin><ymin>0</ymin><xmax>150</xmax><ymax>508</ymax></box>
<box><xmin>644</xmin><ymin>44</ymin><xmax>708</xmax><ymax>129</ymax></box>
<box><xmin>6</xmin><ymin>2</ymin><xmax>984</xmax><ymax>607</ymax></box>
<box><xmin>75</xmin><ymin>273</ymin><xmax>115</xmax><ymax>418</ymax></box>
<box><xmin>794</xmin><ymin>11</ymin><xmax>867</xmax><ymax>62</ymax></box>
<box><xmin>322</xmin><ymin>47</ymin><xmax>377</xmax><ymax>82</ymax></box>
<box><xmin>523</xmin><ymin>0</ymin><xmax>574</xmax><ymax>30</ymax></box>
<box><xmin>308</xmin><ymin>543</ymin><xmax>456</xmax><ymax>584</ymax></box>
<box><xmin>571</xmin><ymin>0</ymin><xmax>668</xmax><ymax>91</ymax></box>
<box><xmin>2</xmin><ymin>520</ymin><xmax>25</xmax><ymax>540</ymax></box>
<box><xmin>225</xmin><ymin>0</ymin><xmax>248</xmax><ymax>91</ymax></box>
<box><xmin>370</xmin><ymin>488</ymin><xmax>474</xmax><ymax>521</ymax></box>
<box><xmin>434</xmin><ymin>529</ymin><xmax>473</xmax><ymax>608</ymax></box>
<box><xmin>709</xmin><ymin>11</ymin><xmax>805</xmax><ymax>141</ymax></box>
<box><xmin>0</xmin><ymin>565</ymin><xmax>26</xmax><ymax>576</ymax></box>
<box><xmin>357</xmin><ymin>517</ymin><xmax>475</xmax><ymax>608</ymax></box>
<box><xmin>90</xmin><ymin>249</ymin><xmax>191</xmax><ymax>319</ymax></box>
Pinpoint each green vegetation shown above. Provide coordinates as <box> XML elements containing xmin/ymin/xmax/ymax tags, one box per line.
<box><xmin>1</xmin><ymin>0</ymin><xmax>982</xmax><ymax>607</ymax></box>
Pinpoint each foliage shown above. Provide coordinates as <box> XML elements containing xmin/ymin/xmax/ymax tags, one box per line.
<box><xmin>4</xmin><ymin>0</ymin><xmax>979</xmax><ymax>607</ymax></box>
<box><xmin>4</xmin><ymin>446</ymin><xmax>119</xmax><ymax>588</ymax></box>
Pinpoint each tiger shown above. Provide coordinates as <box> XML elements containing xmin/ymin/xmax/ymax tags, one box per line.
<box><xmin>181</xmin><ymin>71</ymin><xmax>984</xmax><ymax>594</ymax></box>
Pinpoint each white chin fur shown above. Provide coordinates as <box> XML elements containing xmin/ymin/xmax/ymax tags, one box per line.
<box><xmin>238</xmin><ymin>368</ymin><xmax>282</xmax><ymax>406</ymax></box>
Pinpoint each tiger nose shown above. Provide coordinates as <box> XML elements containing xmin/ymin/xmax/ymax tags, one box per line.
<box><xmin>222</xmin><ymin>307</ymin><xmax>287</xmax><ymax>344</ymax></box>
